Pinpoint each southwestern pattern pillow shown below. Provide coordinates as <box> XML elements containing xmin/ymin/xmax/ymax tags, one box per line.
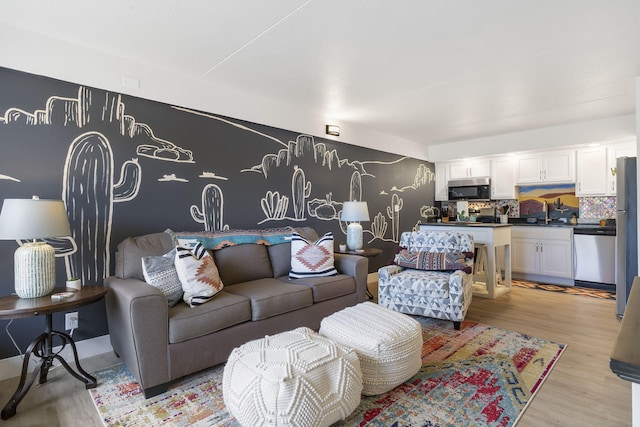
<box><xmin>174</xmin><ymin>243</ymin><xmax>224</xmax><ymax>307</ymax></box>
<box><xmin>141</xmin><ymin>248</ymin><xmax>184</xmax><ymax>308</ymax></box>
<box><xmin>395</xmin><ymin>249</ymin><xmax>473</xmax><ymax>274</ymax></box>
<box><xmin>289</xmin><ymin>232</ymin><xmax>338</xmax><ymax>279</ymax></box>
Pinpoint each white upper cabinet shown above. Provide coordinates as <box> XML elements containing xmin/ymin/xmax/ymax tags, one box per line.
<box><xmin>515</xmin><ymin>150</ymin><xmax>575</xmax><ymax>184</ymax></box>
<box><xmin>607</xmin><ymin>141</ymin><xmax>637</xmax><ymax>196</ymax></box>
<box><xmin>435</xmin><ymin>162</ymin><xmax>450</xmax><ymax>201</ymax></box>
<box><xmin>490</xmin><ymin>156</ymin><xmax>516</xmax><ymax>199</ymax></box>
<box><xmin>576</xmin><ymin>146</ymin><xmax>608</xmax><ymax>196</ymax></box>
<box><xmin>448</xmin><ymin>159</ymin><xmax>490</xmax><ymax>179</ymax></box>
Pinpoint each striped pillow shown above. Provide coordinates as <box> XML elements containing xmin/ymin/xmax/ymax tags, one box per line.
<box><xmin>174</xmin><ymin>243</ymin><xmax>224</xmax><ymax>307</ymax></box>
<box><xmin>289</xmin><ymin>232</ymin><xmax>338</xmax><ymax>279</ymax></box>
<box><xmin>395</xmin><ymin>249</ymin><xmax>473</xmax><ymax>274</ymax></box>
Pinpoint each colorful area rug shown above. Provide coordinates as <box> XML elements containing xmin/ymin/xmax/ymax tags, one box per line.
<box><xmin>90</xmin><ymin>318</ymin><xmax>565</xmax><ymax>427</ymax></box>
<box><xmin>512</xmin><ymin>279</ymin><xmax>616</xmax><ymax>300</ymax></box>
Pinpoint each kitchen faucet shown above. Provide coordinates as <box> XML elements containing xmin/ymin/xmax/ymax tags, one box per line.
<box><xmin>543</xmin><ymin>200</ymin><xmax>550</xmax><ymax>224</ymax></box>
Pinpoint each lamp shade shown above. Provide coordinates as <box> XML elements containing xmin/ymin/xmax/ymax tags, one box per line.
<box><xmin>0</xmin><ymin>197</ymin><xmax>72</xmax><ymax>298</ymax></box>
<box><xmin>0</xmin><ymin>198</ymin><xmax>71</xmax><ymax>240</ymax></box>
<box><xmin>341</xmin><ymin>201</ymin><xmax>370</xmax><ymax>222</ymax></box>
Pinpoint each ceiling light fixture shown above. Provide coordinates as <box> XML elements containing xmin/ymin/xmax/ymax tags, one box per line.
<box><xmin>326</xmin><ymin>125</ymin><xmax>340</xmax><ymax>136</ymax></box>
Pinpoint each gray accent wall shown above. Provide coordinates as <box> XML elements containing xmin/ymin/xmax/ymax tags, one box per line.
<box><xmin>0</xmin><ymin>67</ymin><xmax>435</xmax><ymax>359</ymax></box>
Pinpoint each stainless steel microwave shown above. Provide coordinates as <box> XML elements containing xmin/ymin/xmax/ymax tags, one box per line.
<box><xmin>447</xmin><ymin>177</ymin><xmax>491</xmax><ymax>201</ymax></box>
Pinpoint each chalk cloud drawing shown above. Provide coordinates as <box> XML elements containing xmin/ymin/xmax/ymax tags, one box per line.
<box><xmin>199</xmin><ymin>171</ymin><xmax>228</xmax><ymax>180</ymax></box>
<box><xmin>191</xmin><ymin>183</ymin><xmax>229</xmax><ymax>231</ymax></box>
<box><xmin>159</xmin><ymin>174</ymin><xmax>188</xmax><ymax>182</ymax></box>
<box><xmin>0</xmin><ymin>174</ymin><xmax>20</xmax><ymax>182</ymax></box>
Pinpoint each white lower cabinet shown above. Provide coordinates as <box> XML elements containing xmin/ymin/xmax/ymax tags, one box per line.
<box><xmin>512</xmin><ymin>226</ymin><xmax>573</xmax><ymax>284</ymax></box>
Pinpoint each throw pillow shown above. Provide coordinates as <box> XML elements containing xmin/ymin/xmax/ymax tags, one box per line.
<box><xmin>141</xmin><ymin>248</ymin><xmax>184</xmax><ymax>308</ymax></box>
<box><xmin>395</xmin><ymin>249</ymin><xmax>473</xmax><ymax>274</ymax></box>
<box><xmin>174</xmin><ymin>243</ymin><xmax>224</xmax><ymax>307</ymax></box>
<box><xmin>289</xmin><ymin>232</ymin><xmax>338</xmax><ymax>279</ymax></box>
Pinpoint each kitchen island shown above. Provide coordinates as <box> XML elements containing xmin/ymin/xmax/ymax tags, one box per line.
<box><xmin>419</xmin><ymin>222</ymin><xmax>512</xmax><ymax>299</ymax></box>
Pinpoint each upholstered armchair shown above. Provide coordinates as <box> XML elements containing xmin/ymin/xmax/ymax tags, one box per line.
<box><xmin>377</xmin><ymin>230</ymin><xmax>474</xmax><ymax>330</ymax></box>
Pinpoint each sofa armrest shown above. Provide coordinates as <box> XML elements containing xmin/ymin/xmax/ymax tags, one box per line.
<box><xmin>104</xmin><ymin>276</ymin><xmax>170</xmax><ymax>392</ymax></box>
<box><xmin>448</xmin><ymin>270</ymin><xmax>472</xmax><ymax>297</ymax></box>
<box><xmin>334</xmin><ymin>253</ymin><xmax>368</xmax><ymax>303</ymax></box>
<box><xmin>378</xmin><ymin>265</ymin><xmax>404</xmax><ymax>282</ymax></box>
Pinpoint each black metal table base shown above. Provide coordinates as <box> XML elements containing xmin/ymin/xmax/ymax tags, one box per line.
<box><xmin>1</xmin><ymin>314</ymin><xmax>97</xmax><ymax>420</ymax></box>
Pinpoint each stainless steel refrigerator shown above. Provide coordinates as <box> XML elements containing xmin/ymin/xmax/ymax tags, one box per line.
<box><xmin>616</xmin><ymin>156</ymin><xmax>638</xmax><ymax>317</ymax></box>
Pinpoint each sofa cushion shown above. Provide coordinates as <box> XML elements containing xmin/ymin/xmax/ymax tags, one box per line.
<box><xmin>168</xmin><ymin>291</ymin><xmax>251</xmax><ymax>343</ymax></box>
<box><xmin>141</xmin><ymin>248</ymin><xmax>184</xmax><ymax>307</ymax></box>
<box><xmin>224</xmin><ymin>278</ymin><xmax>313</xmax><ymax>321</ymax></box>
<box><xmin>213</xmin><ymin>244</ymin><xmax>273</xmax><ymax>285</ymax></box>
<box><xmin>175</xmin><ymin>243</ymin><xmax>224</xmax><ymax>307</ymax></box>
<box><xmin>115</xmin><ymin>232</ymin><xmax>174</xmax><ymax>280</ymax></box>
<box><xmin>277</xmin><ymin>274</ymin><xmax>356</xmax><ymax>302</ymax></box>
<box><xmin>289</xmin><ymin>232</ymin><xmax>338</xmax><ymax>279</ymax></box>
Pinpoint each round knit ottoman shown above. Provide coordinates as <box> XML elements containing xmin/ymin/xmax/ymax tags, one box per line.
<box><xmin>222</xmin><ymin>327</ymin><xmax>362</xmax><ymax>427</ymax></box>
<box><xmin>319</xmin><ymin>301</ymin><xmax>423</xmax><ymax>395</ymax></box>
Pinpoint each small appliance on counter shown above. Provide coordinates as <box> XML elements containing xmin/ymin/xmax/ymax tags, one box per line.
<box><xmin>477</xmin><ymin>207</ymin><xmax>497</xmax><ymax>223</ymax></box>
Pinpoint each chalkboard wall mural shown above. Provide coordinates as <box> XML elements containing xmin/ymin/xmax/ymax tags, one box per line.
<box><xmin>0</xmin><ymin>67</ymin><xmax>435</xmax><ymax>360</ymax></box>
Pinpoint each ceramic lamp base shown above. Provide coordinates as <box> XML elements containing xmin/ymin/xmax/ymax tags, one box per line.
<box><xmin>14</xmin><ymin>242</ymin><xmax>56</xmax><ymax>298</ymax></box>
<box><xmin>346</xmin><ymin>222</ymin><xmax>363</xmax><ymax>251</ymax></box>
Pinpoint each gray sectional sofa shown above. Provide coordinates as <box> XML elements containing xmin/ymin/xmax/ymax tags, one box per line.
<box><xmin>104</xmin><ymin>227</ymin><xmax>368</xmax><ymax>398</ymax></box>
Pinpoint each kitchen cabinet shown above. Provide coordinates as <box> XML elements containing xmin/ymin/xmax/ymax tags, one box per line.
<box><xmin>435</xmin><ymin>162</ymin><xmax>449</xmax><ymax>201</ymax></box>
<box><xmin>512</xmin><ymin>226</ymin><xmax>573</xmax><ymax>285</ymax></box>
<box><xmin>607</xmin><ymin>140</ymin><xmax>637</xmax><ymax>196</ymax></box>
<box><xmin>490</xmin><ymin>156</ymin><xmax>516</xmax><ymax>199</ymax></box>
<box><xmin>515</xmin><ymin>150</ymin><xmax>575</xmax><ymax>185</ymax></box>
<box><xmin>448</xmin><ymin>159</ymin><xmax>490</xmax><ymax>179</ymax></box>
<box><xmin>576</xmin><ymin>146</ymin><xmax>608</xmax><ymax>196</ymax></box>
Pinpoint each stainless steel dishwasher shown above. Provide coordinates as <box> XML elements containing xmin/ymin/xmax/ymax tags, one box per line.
<box><xmin>573</xmin><ymin>226</ymin><xmax>616</xmax><ymax>288</ymax></box>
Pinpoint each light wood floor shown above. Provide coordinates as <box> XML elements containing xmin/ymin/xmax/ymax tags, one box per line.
<box><xmin>0</xmin><ymin>286</ymin><xmax>630</xmax><ymax>426</ymax></box>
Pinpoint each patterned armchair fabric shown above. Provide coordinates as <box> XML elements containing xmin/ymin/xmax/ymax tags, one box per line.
<box><xmin>378</xmin><ymin>231</ymin><xmax>474</xmax><ymax>330</ymax></box>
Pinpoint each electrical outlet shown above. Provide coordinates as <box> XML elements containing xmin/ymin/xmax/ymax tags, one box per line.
<box><xmin>65</xmin><ymin>312</ymin><xmax>78</xmax><ymax>330</ymax></box>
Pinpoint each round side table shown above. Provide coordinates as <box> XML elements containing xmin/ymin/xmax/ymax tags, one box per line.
<box><xmin>0</xmin><ymin>286</ymin><xmax>107</xmax><ymax>420</ymax></box>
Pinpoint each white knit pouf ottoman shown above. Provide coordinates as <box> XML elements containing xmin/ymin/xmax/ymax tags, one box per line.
<box><xmin>222</xmin><ymin>327</ymin><xmax>362</xmax><ymax>427</ymax></box>
<box><xmin>319</xmin><ymin>301</ymin><xmax>423</xmax><ymax>395</ymax></box>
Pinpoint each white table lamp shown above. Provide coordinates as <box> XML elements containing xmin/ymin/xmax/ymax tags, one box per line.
<box><xmin>0</xmin><ymin>196</ymin><xmax>72</xmax><ymax>298</ymax></box>
<box><xmin>341</xmin><ymin>201</ymin><xmax>370</xmax><ymax>251</ymax></box>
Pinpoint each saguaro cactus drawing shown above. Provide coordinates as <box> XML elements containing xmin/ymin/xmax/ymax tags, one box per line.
<box><xmin>291</xmin><ymin>166</ymin><xmax>311</xmax><ymax>220</ymax></box>
<box><xmin>349</xmin><ymin>171</ymin><xmax>362</xmax><ymax>201</ymax></box>
<box><xmin>386</xmin><ymin>193</ymin><xmax>404</xmax><ymax>242</ymax></box>
<box><xmin>63</xmin><ymin>131</ymin><xmax>142</xmax><ymax>283</ymax></box>
<box><xmin>191</xmin><ymin>183</ymin><xmax>226</xmax><ymax>231</ymax></box>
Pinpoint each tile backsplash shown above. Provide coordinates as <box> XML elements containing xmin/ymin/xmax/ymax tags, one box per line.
<box><xmin>579</xmin><ymin>196</ymin><xmax>616</xmax><ymax>219</ymax></box>
<box><xmin>441</xmin><ymin>196</ymin><xmax>615</xmax><ymax>220</ymax></box>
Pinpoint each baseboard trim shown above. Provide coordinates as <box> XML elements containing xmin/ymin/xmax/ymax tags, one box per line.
<box><xmin>0</xmin><ymin>334</ymin><xmax>112</xmax><ymax>382</ymax></box>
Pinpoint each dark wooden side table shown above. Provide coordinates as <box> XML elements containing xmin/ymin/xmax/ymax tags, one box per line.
<box><xmin>336</xmin><ymin>248</ymin><xmax>383</xmax><ymax>299</ymax></box>
<box><xmin>0</xmin><ymin>286</ymin><xmax>108</xmax><ymax>420</ymax></box>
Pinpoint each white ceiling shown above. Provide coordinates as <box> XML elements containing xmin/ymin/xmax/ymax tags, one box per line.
<box><xmin>2</xmin><ymin>0</ymin><xmax>640</xmax><ymax>149</ymax></box>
